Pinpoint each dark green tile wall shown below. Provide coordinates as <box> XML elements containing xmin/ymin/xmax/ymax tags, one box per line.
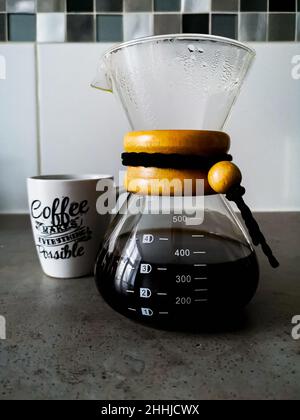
<box><xmin>0</xmin><ymin>1</ymin><xmax>298</xmax><ymax>43</ymax></box>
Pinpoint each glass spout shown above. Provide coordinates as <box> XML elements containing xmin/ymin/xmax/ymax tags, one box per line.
<box><xmin>91</xmin><ymin>59</ymin><xmax>113</xmax><ymax>93</ymax></box>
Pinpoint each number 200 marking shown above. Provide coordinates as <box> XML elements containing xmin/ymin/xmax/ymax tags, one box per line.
<box><xmin>176</xmin><ymin>297</ymin><xmax>192</xmax><ymax>305</ymax></box>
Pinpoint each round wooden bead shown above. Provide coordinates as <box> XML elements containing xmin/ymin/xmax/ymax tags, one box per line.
<box><xmin>208</xmin><ymin>161</ymin><xmax>242</xmax><ymax>194</ymax></box>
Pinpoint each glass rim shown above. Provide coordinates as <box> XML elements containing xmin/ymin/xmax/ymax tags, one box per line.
<box><xmin>27</xmin><ymin>174</ymin><xmax>113</xmax><ymax>182</ymax></box>
<box><xmin>103</xmin><ymin>34</ymin><xmax>256</xmax><ymax>58</ymax></box>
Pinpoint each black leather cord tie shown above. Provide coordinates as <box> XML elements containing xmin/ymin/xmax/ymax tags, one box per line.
<box><xmin>122</xmin><ymin>152</ymin><xmax>232</xmax><ymax>169</ymax></box>
<box><xmin>226</xmin><ymin>185</ymin><xmax>280</xmax><ymax>269</ymax></box>
<box><xmin>122</xmin><ymin>151</ymin><xmax>279</xmax><ymax>269</ymax></box>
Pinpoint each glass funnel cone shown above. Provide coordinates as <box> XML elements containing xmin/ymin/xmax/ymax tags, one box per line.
<box><xmin>92</xmin><ymin>34</ymin><xmax>255</xmax><ymax>130</ymax></box>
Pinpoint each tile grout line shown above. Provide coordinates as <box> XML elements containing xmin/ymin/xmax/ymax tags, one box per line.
<box><xmin>209</xmin><ymin>0</ymin><xmax>212</xmax><ymax>35</ymax></box>
<box><xmin>5</xmin><ymin>8</ymin><xmax>8</xmax><ymax>41</ymax></box>
<box><xmin>34</xmin><ymin>43</ymin><xmax>42</xmax><ymax>176</ymax></box>
<box><xmin>94</xmin><ymin>0</ymin><xmax>96</xmax><ymax>42</ymax></box>
<box><xmin>238</xmin><ymin>0</ymin><xmax>241</xmax><ymax>40</ymax></box>
<box><xmin>296</xmin><ymin>0</ymin><xmax>298</xmax><ymax>41</ymax></box>
<box><xmin>64</xmin><ymin>3</ymin><xmax>67</xmax><ymax>42</ymax></box>
<box><xmin>266</xmin><ymin>0</ymin><xmax>269</xmax><ymax>41</ymax></box>
<box><xmin>25</xmin><ymin>11</ymin><xmax>300</xmax><ymax>15</ymax></box>
<box><xmin>16</xmin><ymin>11</ymin><xmax>299</xmax><ymax>14</ymax></box>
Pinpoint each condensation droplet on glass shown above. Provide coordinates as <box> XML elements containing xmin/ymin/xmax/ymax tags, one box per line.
<box><xmin>188</xmin><ymin>44</ymin><xmax>195</xmax><ymax>53</ymax></box>
<box><xmin>197</xmin><ymin>47</ymin><xmax>204</xmax><ymax>53</ymax></box>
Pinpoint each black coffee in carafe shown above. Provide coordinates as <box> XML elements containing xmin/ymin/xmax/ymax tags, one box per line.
<box><xmin>95</xmin><ymin>207</ymin><xmax>259</xmax><ymax>329</ymax></box>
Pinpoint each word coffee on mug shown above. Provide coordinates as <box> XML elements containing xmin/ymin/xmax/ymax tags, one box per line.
<box><xmin>27</xmin><ymin>175</ymin><xmax>113</xmax><ymax>278</ymax></box>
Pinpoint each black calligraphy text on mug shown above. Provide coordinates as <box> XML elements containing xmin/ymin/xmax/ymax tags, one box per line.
<box><xmin>31</xmin><ymin>197</ymin><xmax>92</xmax><ymax>260</ymax></box>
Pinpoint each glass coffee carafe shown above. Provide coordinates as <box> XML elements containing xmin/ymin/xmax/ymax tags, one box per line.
<box><xmin>92</xmin><ymin>35</ymin><xmax>258</xmax><ymax>329</ymax></box>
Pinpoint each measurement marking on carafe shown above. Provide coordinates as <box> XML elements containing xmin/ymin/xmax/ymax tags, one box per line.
<box><xmin>194</xmin><ymin>288</ymin><xmax>208</xmax><ymax>292</ymax></box>
<box><xmin>157</xmin><ymin>267</ymin><xmax>167</xmax><ymax>271</ymax></box>
<box><xmin>193</xmin><ymin>251</ymin><xmax>206</xmax><ymax>254</ymax></box>
<box><xmin>194</xmin><ymin>264</ymin><xmax>207</xmax><ymax>267</ymax></box>
<box><xmin>157</xmin><ymin>292</ymin><xmax>168</xmax><ymax>296</ymax></box>
<box><xmin>194</xmin><ymin>277</ymin><xmax>208</xmax><ymax>280</ymax></box>
<box><xmin>159</xmin><ymin>237</ymin><xmax>169</xmax><ymax>241</ymax></box>
<box><xmin>192</xmin><ymin>234</ymin><xmax>204</xmax><ymax>238</ymax></box>
<box><xmin>126</xmin><ymin>290</ymin><xmax>135</xmax><ymax>294</ymax></box>
<box><xmin>194</xmin><ymin>299</ymin><xmax>208</xmax><ymax>302</ymax></box>
<box><xmin>159</xmin><ymin>312</ymin><xmax>169</xmax><ymax>315</ymax></box>
<box><xmin>128</xmin><ymin>308</ymin><xmax>137</xmax><ymax>312</ymax></box>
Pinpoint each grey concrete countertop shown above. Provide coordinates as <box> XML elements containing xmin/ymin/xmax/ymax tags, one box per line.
<box><xmin>0</xmin><ymin>214</ymin><xmax>299</xmax><ymax>400</ymax></box>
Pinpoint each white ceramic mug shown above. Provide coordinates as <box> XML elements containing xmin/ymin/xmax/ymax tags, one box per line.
<box><xmin>27</xmin><ymin>175</ymin><xmax>116</xmax><ymax>278</ymax></box>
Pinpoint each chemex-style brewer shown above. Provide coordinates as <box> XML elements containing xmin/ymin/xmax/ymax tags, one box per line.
<box><xmin>92</xmin><ymin>35</ymin><xmax>278</xmax><ymax>329</ymax></box>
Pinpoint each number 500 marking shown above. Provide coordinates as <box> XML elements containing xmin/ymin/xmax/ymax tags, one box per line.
<box><xmin>173</xmin><ymin>216</ymin><xmax>187</xmax><ymax>223</ymax></box>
